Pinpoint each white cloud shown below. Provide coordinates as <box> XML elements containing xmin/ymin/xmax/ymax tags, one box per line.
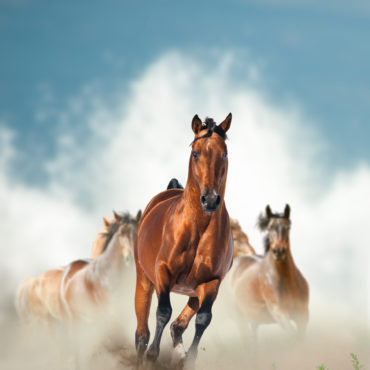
<box><xmin>0</xmin><ymin>127</ymin><xmax>98</xmax><ymax>303</ymax></box>
<box><xmin>1</xmin><ymin>50</ymin><xmax>369</xmax><ymax>325</ymax></box>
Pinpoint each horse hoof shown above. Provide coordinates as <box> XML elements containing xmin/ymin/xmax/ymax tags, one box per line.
<box><xmin>146</xmin><ymin>346</ymin><xmax>159</xmax><ymax>363</ymax></box>
<box><xmin>171</xmin><ymin>343</ymin><xmax>186</xmax><ymax>368</ymax></box>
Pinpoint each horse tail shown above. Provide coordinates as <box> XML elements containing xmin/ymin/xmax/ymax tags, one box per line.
<box><xmin>14</xmin><ymin>277</ymin><xmax>34</xmax><ymax>323</ymax></box>
<box><xmin>167</xmin><ymin>178</ymin><xmax>184</xmax><ymax>190</ymax></box>
<box><xmin>59</xmin><ymin>264</ymin><xmax>73</xmax><ymax>321</ymax></box>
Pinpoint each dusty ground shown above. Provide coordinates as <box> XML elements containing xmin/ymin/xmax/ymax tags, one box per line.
<box><xmin>2</xmin><ymin>270</ymin><xmax>369</xmax><ymax>370</ymax></box>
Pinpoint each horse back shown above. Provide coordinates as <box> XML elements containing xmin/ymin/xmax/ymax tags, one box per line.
<box><xmin>16</xmin><ymin>267</ymin><xmax>66</xmax><ymax>323</ymax></box>
<box><xmin>138</xmin><ymin>189</ymin><xmax>183</xmax><ymax>231</ymax></box>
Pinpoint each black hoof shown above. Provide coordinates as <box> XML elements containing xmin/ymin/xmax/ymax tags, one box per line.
<box><xmin>146</xmin><ymin>345</ymin><xmax>159</xmax><ymax>363</ymax></box>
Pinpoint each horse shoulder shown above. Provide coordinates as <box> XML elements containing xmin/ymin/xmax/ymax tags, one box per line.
<box><xmin>293</xmin><ymin>266</ymin><xmax>310</xmax><ymax>302</ymax></box>
<box><xmin>139</xmin><ymin>189</ymin><xmax>183</xmax><ymax>229</ymax></box>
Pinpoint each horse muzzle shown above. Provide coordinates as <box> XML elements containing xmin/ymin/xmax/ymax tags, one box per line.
<box><xmin>272</xmin><ymin>246</ymin><xmax>287</xmax><ymax>260</ymax></box>
<box><xmin>200</xmin><ymin>192</ymin><xmax>221</xmax><ymax>213</ymax></box>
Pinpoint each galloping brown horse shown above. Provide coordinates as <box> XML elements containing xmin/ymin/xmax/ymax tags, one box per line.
<box><xmin>134</xmin><ymin>114</ymin><xmax>233</xmax><ymax>366</ymax></box>
<box><xmin>231</xmin><ymin>205</ymin><xmax>309</xmax><ymax>338</ymax></box>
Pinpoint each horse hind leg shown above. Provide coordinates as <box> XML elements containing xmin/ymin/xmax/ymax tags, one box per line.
<box><xmin>170</xmin><ymin>297</ymin><xmax>199</xmax><ymax>367</ymax></box>
<box><xmin>134</xmin><ymin>262</ymin><xmax>154</xmax><ymax>365</ymax></box>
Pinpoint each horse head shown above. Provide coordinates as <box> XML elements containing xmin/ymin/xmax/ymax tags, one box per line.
<box><xmin>117</xmin><ymin>210</ymin><xmax>142</xmax><ymax>266</ymax></box>
<box><xmin>258</xmin><ymin>204</ymin><xmax>291</xmax><ymax>261</ymax></box>
<box><xmin>189</xmin><ymin>113</ymin><xmax>232</xmax><ymax>213</ymax></box>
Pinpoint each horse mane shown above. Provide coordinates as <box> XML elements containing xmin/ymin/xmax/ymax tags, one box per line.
<box><xmin>191</xmin><ymin>117</ymin><xmax>228</xmax><ymax>145</ymax></box>
<box><xmin>257</xmin><ymin>210</ymin><xmax>289</xmax><ymax>231</ymax></box>
<box><xmin>100</xmin><ymin>212</ymin><xmax>138</xmax><ymax>254</ymax></box>
<box><xmin>263</xmin><ymin>235</ymin><xmax>270</xmax><ymax>254</ymax></box>
<box><xmin>167</xmin><ymin>178</ymin><xmax>184</xmax><ymax>190</ymax></box>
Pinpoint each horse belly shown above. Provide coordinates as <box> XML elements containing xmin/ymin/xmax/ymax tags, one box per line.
<box><xmin>171</xmin><ymin>284</ymin><xmax>197</xmax><ymax>297</ymax></box>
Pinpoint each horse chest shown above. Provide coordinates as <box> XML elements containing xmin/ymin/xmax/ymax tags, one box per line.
<box><xmin>261</xmin><ymin>267</ymin><xmax>301</xmax><ymax>307</ymax></box>
<box><xmin>169</xmin><ymin>244</ymin><xmax>224</xmax><ymax>295</ymax></box>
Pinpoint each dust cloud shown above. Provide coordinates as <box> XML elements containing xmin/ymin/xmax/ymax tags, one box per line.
<box><xmin>1</xmin><ymin>266</ymin><xmax>368</xmax><ymax>370</ymax></box>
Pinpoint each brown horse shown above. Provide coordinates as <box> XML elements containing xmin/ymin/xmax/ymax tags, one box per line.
<box><xmin>15</xmin><ymin>211</ymin><xmax>140</xmax><ymax>325</ymax></box>
<box><xmin>231</xmin><ymin>204</ymin><xmax>309</xmax><ymax>339</ymax></box>
<box><xmin>134</xmin><ymin>114</ymin><xmax>233</xmax><ymax>366</ymax></box>
<box><xmin>167</xmin><ymin>179</ymin><xmax>255</xmax><ymax>259</ymax></box>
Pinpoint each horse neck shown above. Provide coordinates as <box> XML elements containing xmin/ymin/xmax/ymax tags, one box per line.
<box><xmin>183</xmin><ymin>176</ymin><xmax>226</xmax><ymax>232</ymax></box>
<box><xmin>90</xmin><ymin>233</ymin><xmax>124</xmax><ymax>285</ymax></box>
<box><xmin>266</xmin><ymin>246</ymin><xmax>296</xmax><ymax>278</ymax></box>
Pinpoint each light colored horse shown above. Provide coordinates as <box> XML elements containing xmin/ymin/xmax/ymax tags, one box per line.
<box><xmin>15</xmin><ymin>211</ymin><xmax>140</xmax><ymax>325</ymax></box>
<box><xmin>90</xmin><ymin>210</ymin><xmax>141</xmax><ymax>259</ymax></box>
<box><xmin>230</xmin><ymin>218</ymin><xmax>256</xmax><ymax>258</ymax></box>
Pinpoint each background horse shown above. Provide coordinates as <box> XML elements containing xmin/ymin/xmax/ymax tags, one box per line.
<box><xmin>231</xmin><ymin>204</ymin><xmax>309</xmax><ymax>340</ymax></box>
<box><xmin>15</xmin><ymin>211</ymin><xmax>139</xmax><ymax>325</ymax></box>
<box><xmin>167</xmin><ymin>178</ymin><xmax>255</xmax><ymax>259</ymax></box>
<box><xmin>91</xmin><ymin>210</ymin><xmax>141</xmax><ymax>259</ymax></box>
<box><xmin>134</xmin><ymin>114</ymin><xmax>233</xmax><ymax>367</ymax></box>
<box><xmin>230</xmin><ymin>218</ymin><xmax>256</xmax><ymax>258</ymax></box>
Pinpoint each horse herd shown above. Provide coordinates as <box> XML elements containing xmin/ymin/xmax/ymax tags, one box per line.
<box><xmin>15</xmin><ymin>114</ymin><xmax>309</xmax><ymax>369</ymax></box>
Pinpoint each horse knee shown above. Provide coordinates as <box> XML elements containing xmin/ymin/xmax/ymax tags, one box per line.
<box><xmin>170</xmin><ymin>320</ymin><xmax>186</xmax><ymax>347</ymax></box>
<box><xmin>195</xmin><ymin>309</ymin><xmax>212</xmax><ymax>330</ymax></box>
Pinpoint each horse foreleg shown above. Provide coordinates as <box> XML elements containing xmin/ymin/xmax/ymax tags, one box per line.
<box><xmin>146</xmin><ymin>265</ymin><xmax>173</xmax><ymax>363</ymax></box>
<box><xmin>187</xmin><ymin>279</ymin><xmax>220</xmax><ymax>362</ymax></box>
<box><xmin>170</xmin><ymin>297</ymin><xmax>199</xmax><ymax>366</ymax></box>
<box><xmin>134</xmin><ymin>262</ymin><xmax>154</xmax><ymax>366</ymax></box>
<box><xmin>268</xmin><ymin>304</ymin><xmax>296</xmax><ymax>334</ymax></box>
<box><xmin>294</xmin><ymin>306</ymin><xmax>309</xmax><ymax>339</ymax></box>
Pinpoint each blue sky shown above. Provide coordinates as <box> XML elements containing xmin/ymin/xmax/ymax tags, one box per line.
<box><xmin>1</xmin><ymin>0</ymin><xmax>370</xmax><ymax>336</ymax></box>
<box><xmin>1</xmin><ymin>0</ymin><xmax>370</xmax><ymax>186</ymax></box>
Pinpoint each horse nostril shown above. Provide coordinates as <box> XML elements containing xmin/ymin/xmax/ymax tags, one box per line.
<box><xmin>216</xmin><ymin>195</ymin><xmax>221</xmax><ymax>206</ymax></box>
<box><xmin>201</xmin><ymin>195</ymin><xmax>207</xmax><ymax>204</ymax></box>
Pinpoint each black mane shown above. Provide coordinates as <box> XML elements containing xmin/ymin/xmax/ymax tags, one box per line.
<box><xmin>167</xmin><ymin>178</ymin><xmax>184</xmax><ymax>190</ymax></box>
<box><xmin>191</xmin><ymin>117</ymin><xmax>227</xmax><ymax>145</ymax></box>
<box><xmin>257</xmin><ymin>210</ymin><xmax>289</xmax><ymax>231</ymax></box>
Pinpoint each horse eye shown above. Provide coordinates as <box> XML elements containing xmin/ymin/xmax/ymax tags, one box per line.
<box><xmin>192</xmin><ymin>151</ymin><xmax>199</xmax><ymax>160</ymax></box>
<box><xmin>222</xmin><ymin>152</ymin><xmax>228</xmax><ymax>160</ymax></box>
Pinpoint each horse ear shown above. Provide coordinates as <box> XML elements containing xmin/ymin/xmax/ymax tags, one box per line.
<box><xmin>219</xmin><ymin>113</ymin><xmax>232</xmax><ymax>133</ymax></box>
<box><xmin>284</xmin><ymin>204</ymin><xmax>290</xmax><ymax>219</ymax></box>
<box><xmin>192</xmin><ymin>114</ymin><xmax>202</xmax><ymax>134</ymax></box>
<box><xmin>103</xmin><ymin>217</ymin><xmax>110</xmax><ymax>227</ymax></box>
<box><xmin>266</xmin><ymin>205</ymin><xmax>272</xmax><ymax>219</ymax></box>
<box><xmin>113</xmin><ymin>211</ymin><xmax>121</xmax><ymax>222</ymax></box>
<box><xmin>136</xmin><ymin>210</ymin><xmax>142</xmax><ymax>222</ymax></box>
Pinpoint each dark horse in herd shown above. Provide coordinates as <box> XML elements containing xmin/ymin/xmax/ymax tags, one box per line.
<box><xmin>15</xmin><ymin>113</ymin><xmax>309</xmax><ymax>369</ymax></box>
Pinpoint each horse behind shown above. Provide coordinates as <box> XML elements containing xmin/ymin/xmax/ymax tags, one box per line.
<box><xmin>15</xmin><ymin>211</ymin><xmax>140</xmax><ymax>325</ymax></box>
<box><xmin>91</xmin><ymin>210</ymin><xmax>141</xmax><ymax>259</ymax></box>
<box><xmin>134</xmin><ymin>114</ymin><xmax>233</xmax><ymax>367</ymax></box>
<box><xmin>230</xmin><ymin>218</ymin><xmax>256</xmax><ymax>258</ymax></box>
<box><xmin>231</xmin><ymin>204</ymin><xmax>309</xmax><ymax>338</ymax></box>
